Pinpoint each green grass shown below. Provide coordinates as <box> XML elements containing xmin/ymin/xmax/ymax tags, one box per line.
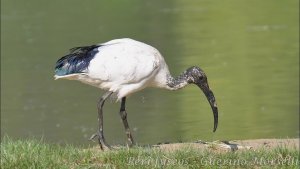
<box><xmin>1</xmin><ymin>137</ymin><xmax>299</xmax><ymax>169</ymax></box>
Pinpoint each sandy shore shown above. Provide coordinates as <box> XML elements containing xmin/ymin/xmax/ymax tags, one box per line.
<box><xmin>153</xmin><ymin>138</ymin><xmax>299</xmax><ymax>152</ymax></box>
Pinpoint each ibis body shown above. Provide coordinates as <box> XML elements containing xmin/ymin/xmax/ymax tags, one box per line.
<box><xmin>55</xmin><ymin>38</ymin><xmax>218</xmax><ymax>150</ymax></box>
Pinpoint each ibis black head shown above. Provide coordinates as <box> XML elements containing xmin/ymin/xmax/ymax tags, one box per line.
<box><xmin>186</xmin><ymin>66</ymin><xmax>218</xmax><ymax>132</ymax></box>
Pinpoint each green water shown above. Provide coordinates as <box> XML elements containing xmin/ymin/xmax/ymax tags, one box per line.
<box><xmin>1</xmin><ymin>0</ymin><xmax>299</xmax><ymax>146</ymax></box>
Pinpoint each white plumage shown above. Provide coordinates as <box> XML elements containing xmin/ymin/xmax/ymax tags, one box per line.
<box><xmin>55</xmin><ymin>38</ymin><xmax>170</xmax><ymax>100</ymax></box>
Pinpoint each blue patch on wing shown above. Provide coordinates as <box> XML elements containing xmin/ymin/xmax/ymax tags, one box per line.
<box><xmin>55</xmin><ymin>45</ymin><xmax>101</xmax><ymax>76</ymax></box>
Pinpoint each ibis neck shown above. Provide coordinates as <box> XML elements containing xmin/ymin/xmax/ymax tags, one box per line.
<box><xmin>166</xmin><ymin>70</ymin><xmax>189</xmax><ymax>90</ymax></box>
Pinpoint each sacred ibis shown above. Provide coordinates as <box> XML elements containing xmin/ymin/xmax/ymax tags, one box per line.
<box><xmin>54</xmin><ymin>38</ymin><xmax>218</xmax><ymax>150</ymax></box>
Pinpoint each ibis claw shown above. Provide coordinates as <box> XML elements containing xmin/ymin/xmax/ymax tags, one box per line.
<box><xmin>89</xmin><ymin>133</ymin><xmax>99</xmax><ymax>142</ymax></box>
<box><xmin>89</xmin><ymin>133</ymin><xmax>111</xmax><ymax>150</ymax></box>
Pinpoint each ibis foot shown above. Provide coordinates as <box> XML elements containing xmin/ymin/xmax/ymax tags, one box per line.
<box><xmin>89</xmin><ymin>133</ymin><xmax>111</xmax><ymax>151</ymax></box>
<box><xmin>126</xmin><ymin>132</ymin><xmax>135</xmax><ymax>147</ymax></box>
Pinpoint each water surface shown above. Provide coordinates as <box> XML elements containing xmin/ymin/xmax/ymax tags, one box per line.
<box><xmin>1</xmin><ymin>0</ymin><xmax>299</xmax><ymax>146</ymax></box>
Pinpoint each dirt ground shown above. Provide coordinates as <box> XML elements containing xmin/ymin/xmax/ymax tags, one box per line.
<box><xmin>153</xmin><ymin>138</ymin><xmax>299</xmax><ymax>152</ymax></box>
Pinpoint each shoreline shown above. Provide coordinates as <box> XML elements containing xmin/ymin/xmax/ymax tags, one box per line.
<box><xmin>151</xmin><ymin>138</ymin><xmax>299</xmax><ymax>152</ymax></box>
<box><xmin>2</xmin><ymin>137</ymin><xmax>299</xmax><ymax>168</ymax></box>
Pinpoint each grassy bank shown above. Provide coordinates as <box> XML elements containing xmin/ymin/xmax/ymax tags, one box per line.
<box><xmin>1</xmin><ymin>137</ymin><xmax>299</xmax><ymax>169</ymax></box>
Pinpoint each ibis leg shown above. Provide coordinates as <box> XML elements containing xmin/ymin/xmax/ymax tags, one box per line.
<box><xmin>95</xmin><ymin>91</ymin><xmax>113</xmax><ymax>150</ymax></box>
<box><xmin>119</xmin><ymin>97</ymin><xmax>135</xmax><ymax>147</ymax></box>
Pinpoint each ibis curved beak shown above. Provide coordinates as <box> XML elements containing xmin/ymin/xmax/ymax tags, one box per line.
<box><xmin>197</xmin><ymin>83</ymin><xmax>218</xmax><ymax>132</ymax></box>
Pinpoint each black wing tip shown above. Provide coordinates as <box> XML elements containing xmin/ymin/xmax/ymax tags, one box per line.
<box><xmin>54</xmin><ymin>44</ymin><xmax>101</xmax><ymax>75</ymax></box>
